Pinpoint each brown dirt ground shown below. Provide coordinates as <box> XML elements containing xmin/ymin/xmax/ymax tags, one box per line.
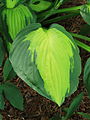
<box><xmin>0</xmin><ymin>0</ymin><xmax>90</xmax><ymax>120</ymax></box>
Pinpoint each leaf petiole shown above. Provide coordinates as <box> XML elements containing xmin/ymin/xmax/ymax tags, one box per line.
<box><xmin>70</xmin><ymin>33</ymin><xmax>90</xmax><ymax>42</ymax></box>
<box><xmin>42</xmin><ymin>12</ymin><xmax>80</xmax><ymax>25</ymax></box>
<box><xmin>74</xmin><ymin>39</ymin><xmax>90</xmax><ymax>52</ymax></box>
<box><xmin>39</xmin><ymin>5</ymin><xmax>82</xmax><ymax>22</ymax></box>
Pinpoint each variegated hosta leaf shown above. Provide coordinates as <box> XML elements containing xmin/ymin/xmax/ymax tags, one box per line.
<box><xmin>2</xmin><ymin>4</ymin><xmax>34</xmax><ymax>40</ymax></box>
<box><xmin>10</xmin><ymin>24</ymin><xmax>81</xmax><ymax>106</ymax></box>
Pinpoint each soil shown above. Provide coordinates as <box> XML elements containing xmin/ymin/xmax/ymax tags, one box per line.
<box><xmin>0</xmin><ymin>0</ymin><xmax>90</xmax><ymax>120</ymax></box>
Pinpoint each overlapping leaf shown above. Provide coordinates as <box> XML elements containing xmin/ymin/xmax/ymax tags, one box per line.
<box><xmin>2</xmin><ymin>4</ymin><xmax>34</xmax><ymax>40</ymax></box>
<box><xmin>10</xmin><ymin>23</ymin><xmax>81</xmax><ymax>105</ymax></box>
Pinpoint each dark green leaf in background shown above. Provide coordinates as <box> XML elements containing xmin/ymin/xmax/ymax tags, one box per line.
<box><xmin>80</xmin><ymin>4</ymin><xmax>90</xmax><ymax>25</ymax></box>
<box><xmin>2</xmin><ymin>82</ymin><xmax>24</xmax><ymax>111</ymax></box>
<box><xmin>63</xmin><ymin>93</ymin><xmax>83</xmax><ymax>120</ymax></box>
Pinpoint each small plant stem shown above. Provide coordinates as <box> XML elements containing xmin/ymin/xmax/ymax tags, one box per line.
<box><xmin>54</xmin><ymin>0</ymin><xmax>62</xmax><ymax>9</ymax></box>
<box><xmin>42</xmin><ymin>12</ymin><xmax>79</xmax><ymax>25</ymax></box>
<box><xmin>70</xmin><ymin>33</ymin><xmax>90</xmax><ymax>42</ymax></box>
<box><xmin>39</xmin><ymin>5</ymin><xmax>82</xmax><ymax>22</ymax></box>
<box><xmin>75</xmin><ymin>39</ymin><xmax>90</xmax><ymax>52</ymax></box>
<box><xmin>54</xmin><ymin>0</ymin><xmax>60</xmax><ymax>9</ymax></box>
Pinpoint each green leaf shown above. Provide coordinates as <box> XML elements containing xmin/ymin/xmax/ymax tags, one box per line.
<box><xmin>84</xmin><ymin>58</ymin><xmax>90</xmax><ymax>98</ymax></box>
<box><xmin>77</xmin><ymin>112</ymin><xmax>90</xmax><ymax>119</ymax></box>
<box><xmin>0</xmin><ymin>85</ymin><xmax>5</xmax><ymax>110</ymax></box>
<box><xmin>0</xmin><ymin>38</ymin><xmax>5</xmax><ymax>67</ymax></box>
<box><xmin>3</xmin><ymin>58</ymin><xmax>16</xmax><ymax>80</ymax></box>
<box><xmin>2</xmin><ymin>4</ymin><xmax>34</xmax><ymax>40</ymax></box>
<box><xmin>64</xmin><ymin>93</ymin><xmax>83</xmax><ymax>120</ymax></box>
<box><xmin>29</xmin><ymin>0</ymin><xmax>52</xmax><ymax>12</ymax></box>
<box><xmin>2</xmin><ymin>82</ymin><xmax>24</xmax><ymax>111</ymax></box>
<box><xmin>10</xmin><ymin>23</ymin><xmax>81</xmax><ymax>106</ymax></box>
<box><xmin>80</xmin><ymin>4</ymin><xmax>90</xmax><ymax>25</ymax></box>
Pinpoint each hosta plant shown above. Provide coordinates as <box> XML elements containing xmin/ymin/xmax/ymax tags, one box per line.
<box><xmin>0</xmin><ymin>0</ymin><xmax>90</xmax><ymax>119</ymax></box>
<box><xmin>9</xmin><ymin>23</ymin><xmax>81</xmax><ymax>105</ymax></box>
